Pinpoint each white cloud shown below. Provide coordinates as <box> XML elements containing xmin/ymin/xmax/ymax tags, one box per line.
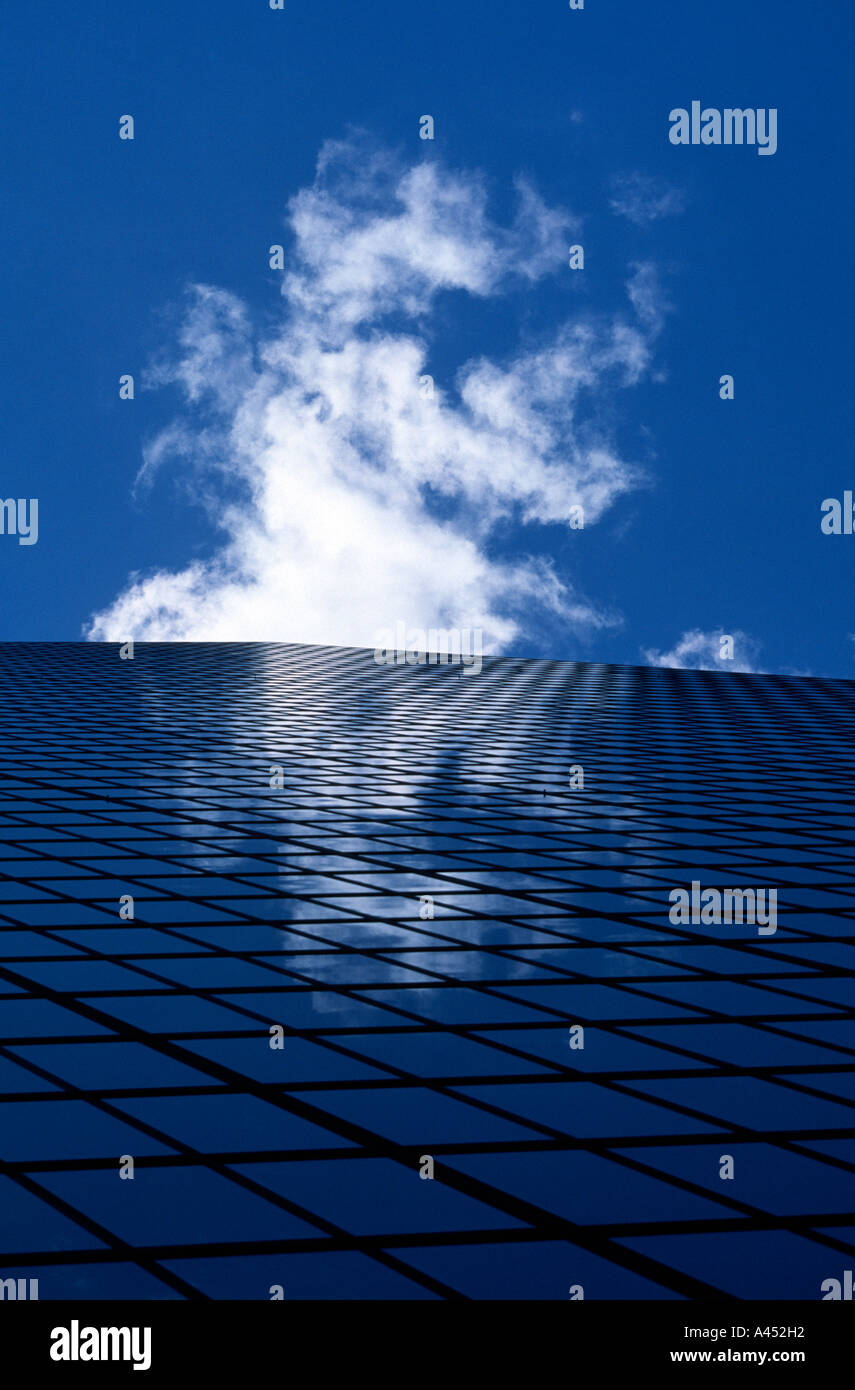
<box><xmin>626</xmin><ymin>261</ymin><xmax>670</xmax><ymax>337</ymax></box>
<box><xmin>87</xmin><ymin>137</ymin><xmax>667</xmax><ymax>649</ymax></box>
<box><xmin>609</xmin><ymin>172</ymin><xmax>686</xmax><ymax>226</ymax></box>
<box><xmin>643</xmin><ymin>629</ymin><xmax>760</xmax><ymax>673</ymax></box>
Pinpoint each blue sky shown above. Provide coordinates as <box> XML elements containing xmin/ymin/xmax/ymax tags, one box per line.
<box><xmin>1</xmin><ymin>0</ymin><xmax>851</xmax><ymax>673</ymax></box>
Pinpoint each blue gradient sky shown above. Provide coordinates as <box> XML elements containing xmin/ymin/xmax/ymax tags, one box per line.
<box><xmin>1</xmin><ymin>0</ymin><xmax>851</xmax><ymax>673</ymax></box>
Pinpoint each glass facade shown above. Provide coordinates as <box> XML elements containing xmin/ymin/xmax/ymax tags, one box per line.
<box><xmin>0</xmin><ymin>642</ymin><xmax>852</xmax><ymax>1300</ymax></box>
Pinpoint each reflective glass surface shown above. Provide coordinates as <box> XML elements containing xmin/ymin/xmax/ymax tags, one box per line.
<box><xmin>0</xmin><ymin>643</ymin><xmax>852</xmax><ymax>1299</ymax></box>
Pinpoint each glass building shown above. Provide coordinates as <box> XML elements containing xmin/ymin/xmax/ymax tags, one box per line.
<box><xmin>0</xmin><ymin>641</ymin><xmax>853</xmax><ymax>1300</ymax></box>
